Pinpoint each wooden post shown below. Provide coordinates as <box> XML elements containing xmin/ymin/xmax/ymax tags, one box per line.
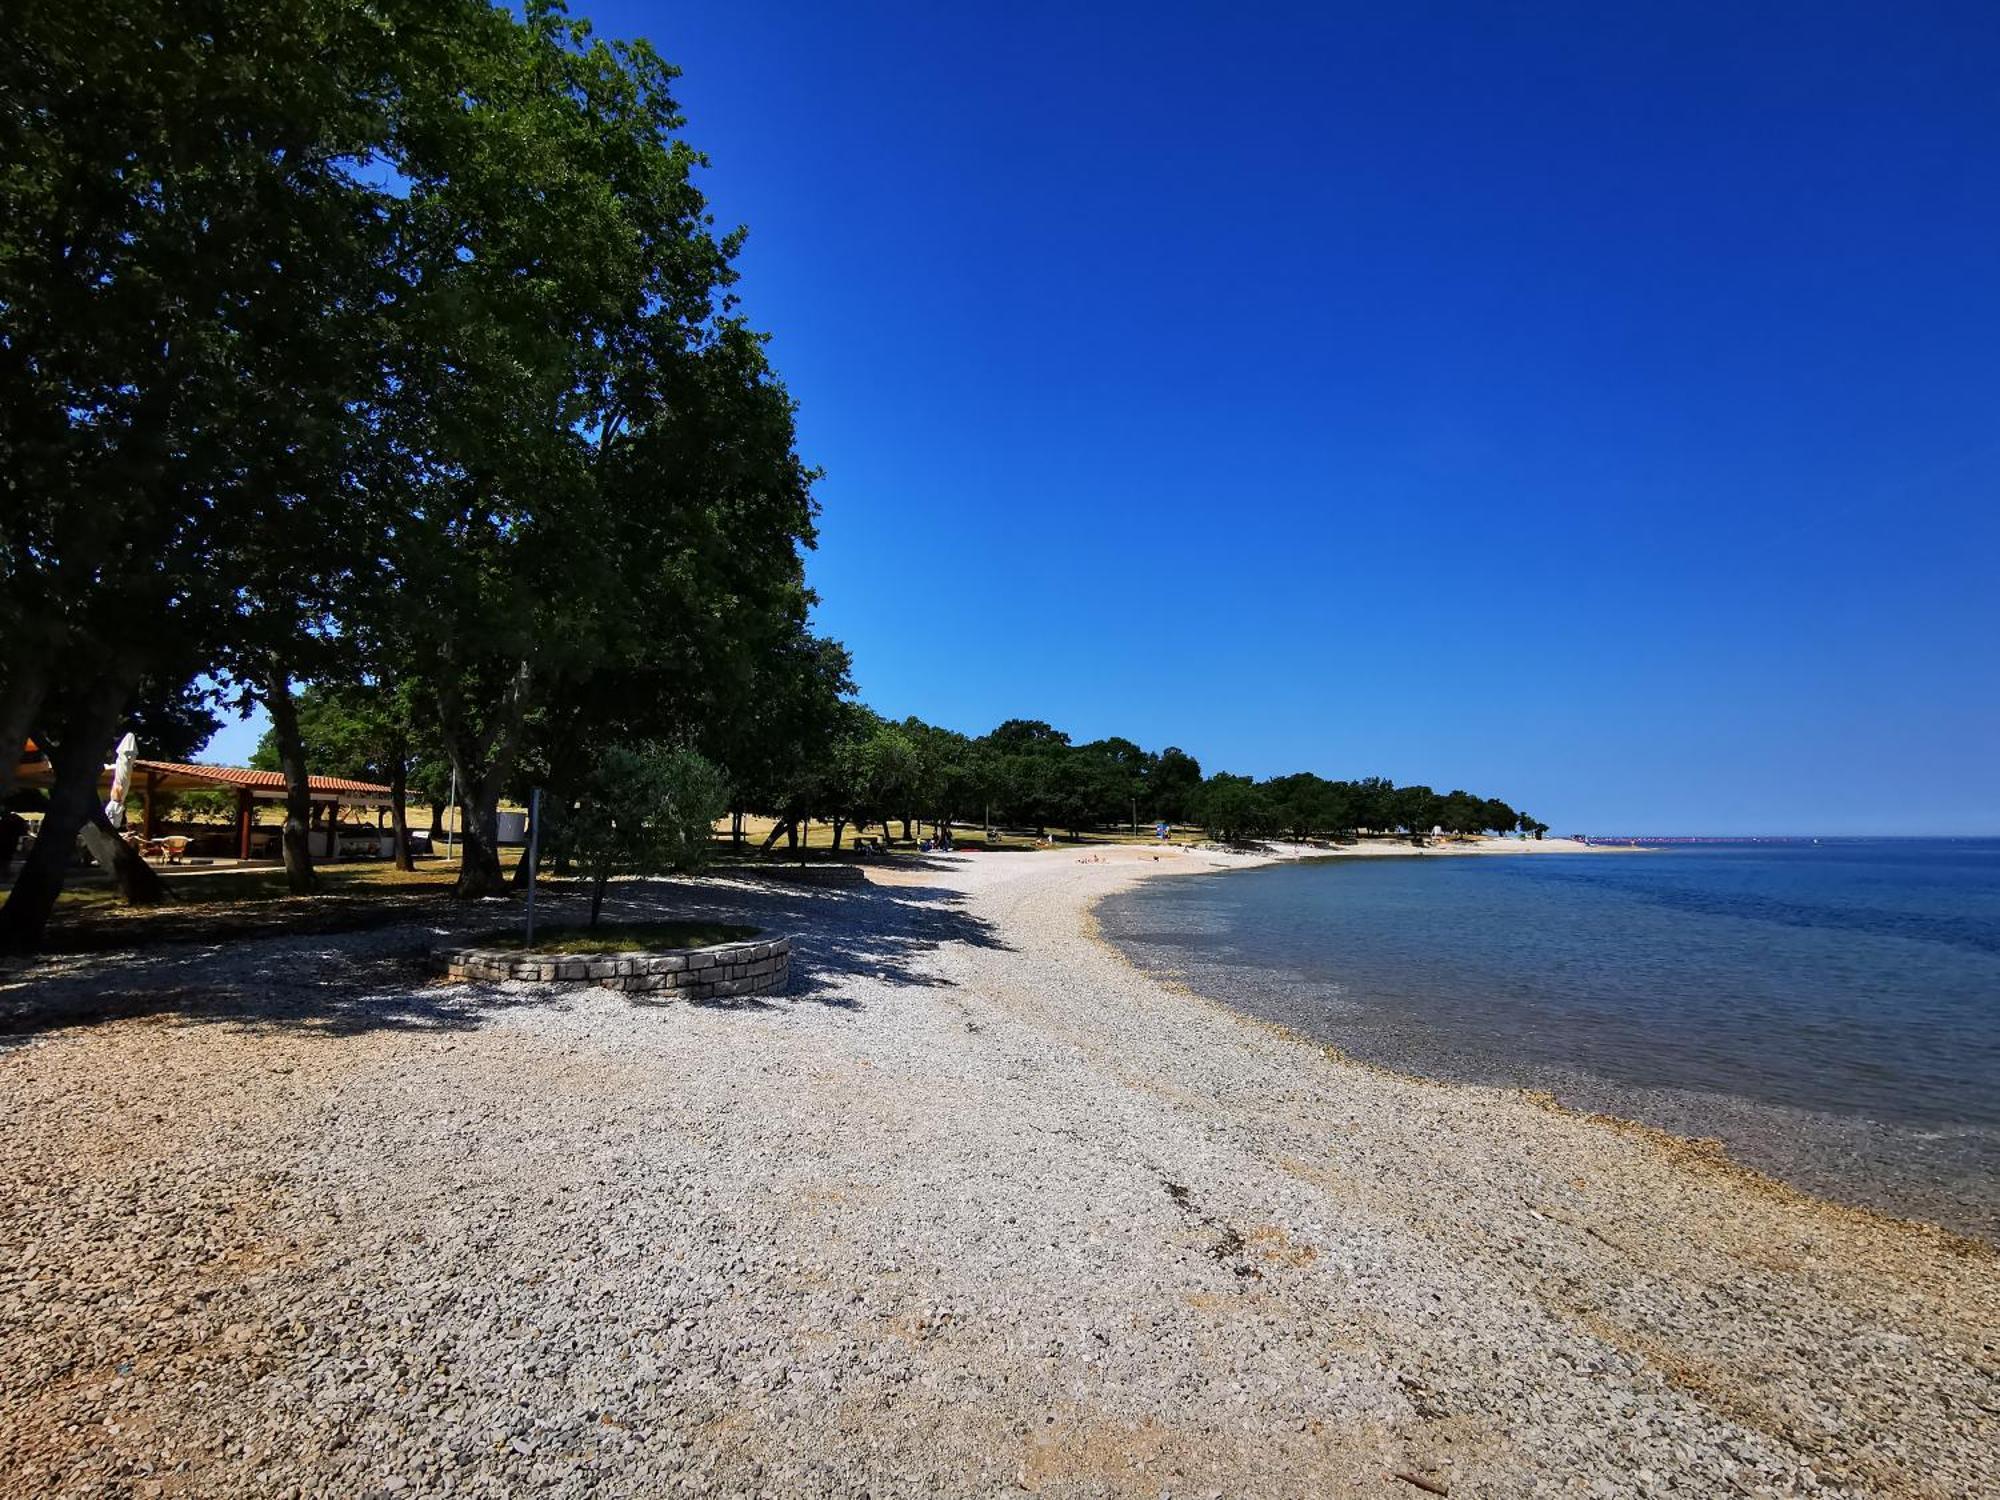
<box><xmin>237</xmin><ymin>789</ymin><xmax>253</xmax><ymax>860</ymax></box>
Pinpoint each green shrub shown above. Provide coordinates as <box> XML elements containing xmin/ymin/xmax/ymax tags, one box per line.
<box><xmin>556</xmin><ymin>744</ymin><xmax>730</xmax><ymax>926</ymax></box>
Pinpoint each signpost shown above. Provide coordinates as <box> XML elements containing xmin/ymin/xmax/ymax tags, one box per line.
<box><xmin>522</xmin><ymin>787</ymin><xmax>543</xmax><ymax>948</ymax></box>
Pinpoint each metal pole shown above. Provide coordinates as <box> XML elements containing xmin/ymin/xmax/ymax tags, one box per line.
<box><xmin>522</xmin><ymin>787</ymin><xmax>542</xmax><ymax>948</ymax></box>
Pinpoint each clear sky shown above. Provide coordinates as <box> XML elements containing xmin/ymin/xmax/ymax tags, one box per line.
<box><xmin>207</xmin><ymin>2</ymin><xmax>2000</xmax><ymax>834</ymax></box>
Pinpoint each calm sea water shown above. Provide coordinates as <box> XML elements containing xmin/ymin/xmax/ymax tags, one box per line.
<box><xmin>1097</xmin><ymin>840</ymin><xmax>2000</xmax><ymax>1239</ymax></box>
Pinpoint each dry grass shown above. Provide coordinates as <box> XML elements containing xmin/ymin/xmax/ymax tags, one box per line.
<box><xmin>58</xmin><ymin>847</ymin><xmax>527</xmax><ymax>913</ymax></box>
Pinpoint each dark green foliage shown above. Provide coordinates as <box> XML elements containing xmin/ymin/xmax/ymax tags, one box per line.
<box><xmin>733</xmin><ymin>700</ymin><xmax>1533</xmax><ymax>852</ymax></box>
<box><xmin>0</xmin><ymin>0</ymin><xmax>825</xmax><ymax>943</ymax></box>
<box><xmin>0</xmin><ymin>0</ymin><xmax>482</xmax><ymax>943</ymax></box>
<box><xmin>251</xmin><ymin>684</ymin><xmax>408</xmax><ymax>785</ymax></box>
<box><xmin>1146</xmin><ymin>748</ymin><xmax>1205</xmax><ymax>823</ymax></box>
<box><xmin>551</xmin><ymin>743</ymin><xmax>729</xmax><ymax>927</ymax></box>
<box><xmin>1195</xmin><ymin>774</ymin><xmax>1271</xmax><ymax>844</ymax></box>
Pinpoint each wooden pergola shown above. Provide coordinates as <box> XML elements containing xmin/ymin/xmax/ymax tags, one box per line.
<box><xmin>12</xmin><ymin>756</ymin><xmax>393</xmax><ymax>860</ymax></box>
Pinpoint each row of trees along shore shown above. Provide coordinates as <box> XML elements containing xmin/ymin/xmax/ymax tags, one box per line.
<box><xmin>260</xmin><ymin>690</ymin><xmax>1548</xmax><ymax>857</ymax></box>
<box><xmin>0</xmin><ymin>0</ymin><xmax>1541</xmax><ymax>953</ymax></box>
<box><xmin>754</xmin><ymin>716</ymin><xmax>1549</xmax><ymax>849</ymax></box>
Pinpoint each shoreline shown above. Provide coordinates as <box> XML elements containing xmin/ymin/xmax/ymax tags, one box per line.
<box><xmin>1090</xmin><ymin>907</ymin><xmax>1993</xmax><ymax>1260</ymax></box>
<box><xmin>2</xmin><ymin>842</ymin><xmax>1994</xmax><ymax>1495</ymax></box>
<box><xmin>1096</xmin><ymin>840</ymin><xmax>2000</xmax><ymax>1248</ymax></box>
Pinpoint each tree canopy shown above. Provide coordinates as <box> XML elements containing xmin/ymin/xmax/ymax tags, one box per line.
<box><xmin>725</xmin><ymin>705</ymin><xmax>1528</xmax><ymax>852</ymax></box>
<box><xmin>0</xmin><ymin>0</ymin><xmax>829</xmax><ymax>947</ymax></box>
<box><xmin>0</xmin><ymin>0</ymin><xmax>1541</xmax><ymax>949</ymax></box>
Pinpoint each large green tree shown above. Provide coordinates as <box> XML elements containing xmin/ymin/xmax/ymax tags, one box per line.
<box><xmin>379</xmin><ymin>3</ymin><xmax>813</xmax><ymax>895</ymax></box>
<box><xmin>1147</xmin><ymin>747</ymin><xmax>1204</xmax><ymax>824</ymax></box>
<box><xmin>1197</xmin><ymin>773</ymin><xmax>1271</xmax><ymax>844</ymax></box>
<box><xmin>1076</xmin><ymin>736</ymin><xmax>1151</xmax><ymax>830</ymax></box>
<box><xmin>0</xmin><ymin>0</ymin><xmax>470</xmax><ymax>949</ymax></box>
<box><xmin>249</xmin><ymin>678</ymin><xmax>437</xmax><ymax>870</ymax></box>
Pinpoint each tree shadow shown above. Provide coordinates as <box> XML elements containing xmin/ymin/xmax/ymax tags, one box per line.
<box><xmin>589</xmin><ymin>870</ymin><xmax>1011</xmax><ymax>1003</ymax></box>
<box><xmin>716</xmin><ymin>852</ymin><xmax>973</xmax><ymax>883</ymax></box>
<box><xmin>34</xmin><ymin>885</ymin><xmax>463</xmax><ymax>954</ymax></box>
<box><xmin>0</xmin><ymin>868</ymin><xmax>1008</xmax><ymax>1047</ymax></box>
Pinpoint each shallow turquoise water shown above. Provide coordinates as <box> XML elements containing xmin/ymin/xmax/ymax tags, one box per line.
<box><xmin>1098</xmin><ymin>840</ymin><xmax>2000</xmax><ymax>1237</ymax></box>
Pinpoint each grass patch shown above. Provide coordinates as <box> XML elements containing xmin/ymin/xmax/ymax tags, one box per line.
<box><xmin>56</xmin><ymin>849</ymin><xmax>527</xmax><ymax>913</ymax></box>
<box><xmin>482</xmin><ymin>921</ymin><xmax>759</xmax><ymax>955</ymax></box>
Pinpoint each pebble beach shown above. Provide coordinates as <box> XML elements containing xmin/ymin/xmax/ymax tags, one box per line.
<box><xmin>3</xmin><ymin>842</ymin><xmax>1995</xmax><ymax>1498</ymax></box>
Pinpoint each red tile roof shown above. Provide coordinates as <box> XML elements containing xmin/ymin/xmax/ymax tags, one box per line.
<box><xmin>134</xmin><ymin>760</ymin><xmax>392</xmax><ymax>796</ymax></box>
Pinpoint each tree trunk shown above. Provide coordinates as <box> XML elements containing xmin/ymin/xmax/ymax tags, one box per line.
<box><xmin>262</xmin><ymin>670</ymin><xmax>318</xmax><ymax>894</ymax></box>
<box><xmin>901</xmin><ymin>815</ymin><xmax>912</xmax><ymax>841</ymax></box>
<box><xmin>830</xmin><ymin>816</ymin><xmax>845</xmax><ymax>850</ymax></box>
<box><xmin>389</xmin><ymin>748</ymin><xmax>414</xmax><ymax>871</ymax></box>
<box><xmin>731</xmin><ymin>807</ymin><xmax>745</xmax><ymax>847</ymax></box>
<box><xmin>759</xmin><ymin>817</ymin><xmax>791</xmax><ymax>853</ymax></box>
<box><xmin>455</xmin><ymin>786</ymin><xmax>507</xmax><ymax>895</ymax></box>
<box><xmin>785</xmin><ymin>820</ymin><xmax>799</xmax><ymax>852</ymax></box>
<box><xmin>589</xmin><ymin>869</ymin><xmax>609</xmax><ymax>927</ymax></box>
<box><xmin>432</xmin><ymin>664</ymin><xmax>532</xmax><ymax>899</ymax></box>
<box><xmin>81</xmin><ymin>804</ymin><xmax>169</xmax><ymax>905</ymax></box>
<box><xmin>0</xmin><ymin>679</ymin><xmax>131</xmax><ymax>953</ymax></box>
<box><xmin>0</xmin><ymin>783</ymin><xmax>89</xmax><ymax>954</ymax></box>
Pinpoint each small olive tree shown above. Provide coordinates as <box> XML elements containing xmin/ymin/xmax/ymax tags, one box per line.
<box><xmin>560</xmin><ymin>744</ymin><xmax>729</xmax><ymax>927</ymax></box>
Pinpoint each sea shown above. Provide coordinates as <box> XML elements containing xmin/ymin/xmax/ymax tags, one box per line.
<box><xmin>1096</xmin><ymin>838</ymin><xmax>2000</xmax><ymax>1240</ymax></box>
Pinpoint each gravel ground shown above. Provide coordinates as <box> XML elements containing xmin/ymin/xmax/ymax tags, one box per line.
<box><xmin>1</xmin><ymin>846</ymin><xmax>1995</xmax><ymax>1498</ymax></box>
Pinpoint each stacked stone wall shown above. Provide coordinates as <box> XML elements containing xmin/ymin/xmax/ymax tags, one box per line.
<box><xmin>435</xmin><ymin>936</ymin><xmax>790</xmax><ymax>1001</ymax></box>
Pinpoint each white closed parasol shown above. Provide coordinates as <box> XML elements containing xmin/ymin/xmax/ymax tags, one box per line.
<box><xmin>105</xmin><ymin>732</ymin><xmax>138</xmax><ymax>828</ymax></box>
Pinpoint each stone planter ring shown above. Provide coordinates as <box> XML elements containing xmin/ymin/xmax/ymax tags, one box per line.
<box><xmin>433</xmin><ymin>936</ymin><xmax>792</xmax><ymax>1001</ymax></box>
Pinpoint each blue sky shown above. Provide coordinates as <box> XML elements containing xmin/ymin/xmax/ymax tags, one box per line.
<box><xmin>208</xmin><ymin>2</ymin><xmax>2000</xmax><ymax>833</ymax></box>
